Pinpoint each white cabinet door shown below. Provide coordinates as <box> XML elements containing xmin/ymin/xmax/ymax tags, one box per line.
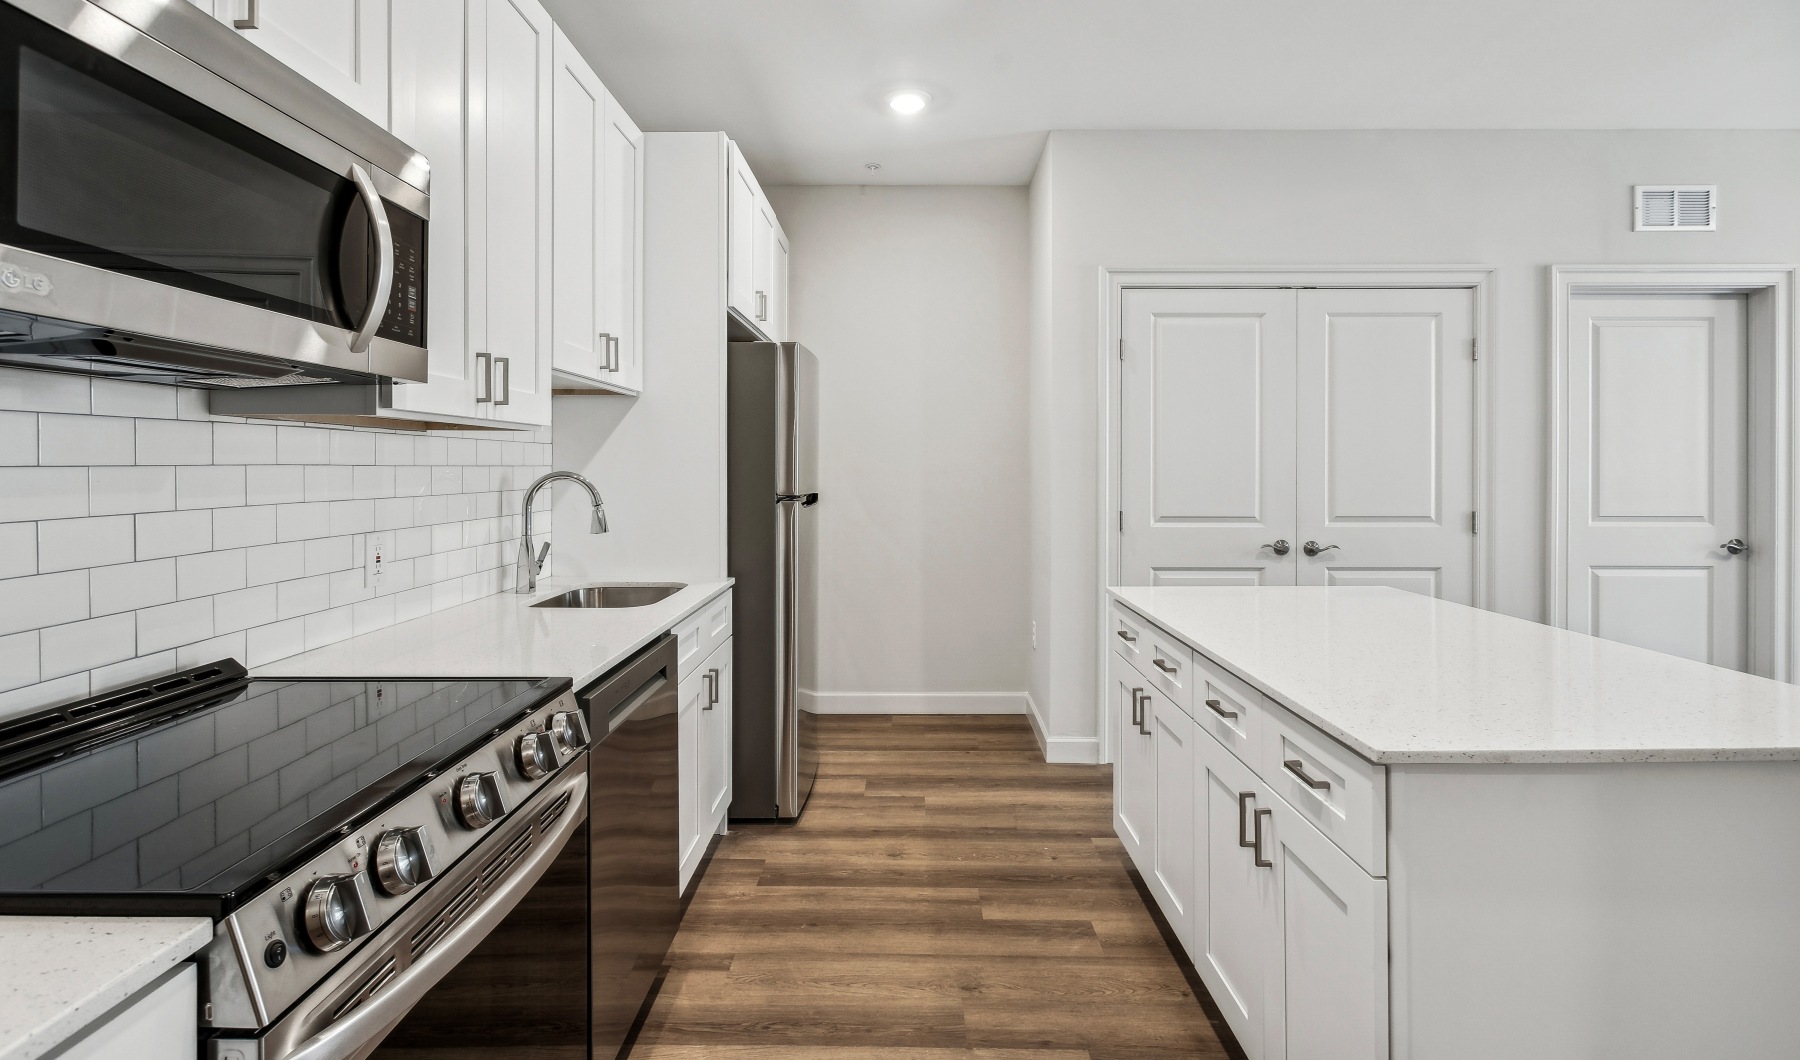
<box><xmin>388</xmin><ymin>0</ymin><xmax>478</xmax><ymax>421</ymax></box>
<box><xmin>698</xmin><ymin>638</ymin><xmax>733</xmax><ymax>829</ymax></box>
<box><xmin>1110</xmin><ymin>650</ymin><xmax>1155</xmax><ymax>876</ymax></box>
<box><xmin>549</xmin><ymin>27</ymin><xmax>605</xmax><ymax>385</ymax></box>
<box><xmin>600</xmin><ymin>88</ymin><xmax>645</xmax><ymax>392</ymax></box>
<box><xmin>467</xmin><ymin>0</ymin><xmax>553</xmax><ymax>427</ymax></box>
<box><xmin>1196</xmin><ymin>725</ymin><xmax>1277</xmax><ymax>1059</ymax></box>
<box><xmin>61</xmin><ymin>965</ymin><xmax>196</xmax><ymax>1060</ymax></box>
<box><xmin>771</xmin><ymin>223</ymin><xmax>790</xmax><ymax>342</ymax></box>
<box><xmin>726</xmin><ymin>142</ymin><xmax>759</xmax><ymax>326</ymax></box>
<box><xmin>1270</xmin><ymin>793</ymin><xmax>1388</xmax><ymax>1060</ymax></box>
<box><xmin>751</xmin><ymin>195</ymin><xmax>777</xmax><ymax>333</ymax></box>
<box><xmin>217</xmin><ymin>0</ymin><xmax>391</xmax><ymax>126</ymax></box>
<box><xmin>677</xmin><ymin>662</ymin><xmax>704</xmax><ymax>892</ymax></box>
<box><xmin>1148</xmin><ymin>689</ymin><xmax>1197</xmax><ymax>957</ymax></box>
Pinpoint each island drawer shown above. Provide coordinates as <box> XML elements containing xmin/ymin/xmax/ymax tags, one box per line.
<box><xmin>1261</xmin><ymin>698</ymin><xmax>1387</xmax><ymax>877</ymax></box>
<box><xmin>676</xmin><ymin>590</ymin><xmax>733</xmax><ymax>679</ymax></box>
<box><xmin>1191</xmin><ymin>650</ymin><xmax>1263</xmax><ymax>766</ymax></box>
<box><xmin>1142</xmin><ymin>625</ymin><xmax>1193</xmax><ymax>713</ymax></box>
<box><xmin>1111</xmin><ymin>602</ymin><xmax>1150</xmax><ymax>669</ymax></box>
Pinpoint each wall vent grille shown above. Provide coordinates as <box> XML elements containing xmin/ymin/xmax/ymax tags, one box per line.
<box><xmin>1635</xmin><ymin>185</ymin><xmax>1717</xmax><ymax>231</ymax></box>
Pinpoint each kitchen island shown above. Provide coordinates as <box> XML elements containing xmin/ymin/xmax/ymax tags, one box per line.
<box><xmin>1107</xmin><ymin>586</ymin><xmax>1800</xmax><ymax>1060</ymax></box>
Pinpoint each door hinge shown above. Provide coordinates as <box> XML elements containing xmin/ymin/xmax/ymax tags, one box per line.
<box><xmin>1119</xmin><ymin>338</ymin><xmax>1125</xmax><ymax>361</ymax></box>
<box><xmin>1471</xmin><ymin>510</ymin><xmax>1478</xmax><ymax>535</ymax></box>
<box><xmin>1470</xmin><ymin>337</ymin><xmax>1478</xmax><ymax>361</ymax></box>
<box><xmin>1119</xmin><ymin>511</ymin><xmax>1124</xmax><ymax>533</ymax></box>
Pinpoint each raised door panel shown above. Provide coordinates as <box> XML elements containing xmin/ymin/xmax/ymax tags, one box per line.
<box><xmin>677</xmin><ymin>668</ymin><xmax>703</xmax><ymax>892</ymax></box>
<box><xmin>700</xmin><ymin>639</ymin><xmax>734</xmax><ymax>826</ymax></box>
<box><xmin>1295</xmin><ymin>288</ymin><xmax>1475</xmax><ymax>602</ymax></box>
<box><xmin>220</xmin><ymin>0</ymin><xmax>391</xmax><ymax>125</ymax></box>
<box><xmin>1149</xmin><ymin>691</ymin><xmax>1197</xmax><ymax>958</ymax></box>
<box><xmin>751</xmin><ymin>196</ymin><xmax>777</xmax><ymax>333</ymax></box>
<box><xmin>1566</xmin><ymin>294</ymin><xmax>1749</xmax><ymax>669</ymax></box>
<box><xmin>1109</xmin><ymin>650</ymin><xmax>1154</xmax><ymax>873</ymax></box>
<box><xmin>549</xmin><ymin>28</ymin><xmax>604</xmax><ymax>384</ymax></box>
<box><xmin>468</xmin><ymin>0</ymin><xmax>553</xmax><ymax>426</ymax></box>
<box><xmin>601</xmin><ymin>89</ymin><xmax>645</xmax><ymax>392</ymax></box>
<box><xmin>1196</xmin><ymin>726</ymin><xmax>1276</xmax><ymax>1059</ymax></box>
<box><xmin>387</xmin><ymin>0</ymin><xmax>476</xmax><ymax>418</ymax></box>
<box><xmin>726</xmin><ymin>143</ymin><xmax>759</xmax><ymax>324</ymax></box>
<box><xmin>1120</xmin><ymin>288</ymin><xmax>1298</xmax><ymax>589</ymax></box>
<box><xmin>1272</xmin><ymin>794</ymin><xmax>1388</xmax><ymax>1060</ymax></box>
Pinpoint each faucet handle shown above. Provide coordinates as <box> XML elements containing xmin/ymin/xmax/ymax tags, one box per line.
<box><xmin>535</xmin><ymin>541</ymin><xmax>550</xmax><ymax>570</ymax></box>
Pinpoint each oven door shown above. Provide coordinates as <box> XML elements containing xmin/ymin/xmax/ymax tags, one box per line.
<box><xmin>0</xmin><ymin>0</ymin><xmax>427</xmax><ymax>385</ymax></box>
<box><xmin>212</xmin><ymin>760</ymin><xmax>590</xmax><ymax>1060</ymax></box>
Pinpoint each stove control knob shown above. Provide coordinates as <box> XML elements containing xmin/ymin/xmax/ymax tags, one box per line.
<box><xmin>372</xmin><ymin>826</ymin><xmax>436</xmax><ymax>896</ymax></box>
<box><xmin>549</xmin><ymin>710</ymin><xmax>590</xmax><ymax>753</ymax></box>
<box><xmin>515</xmin><ymin>731</ymin><xmax>556</xmax><ymax>779</ymax></box>
<box><xmin>454</xmin><ymin>771</ymin><xmax>505</xmax><ymax>829</ymax></box>
<box><xmin>300</xmin><ymin>875</ymin><xmax>368</xmax><ymax>953</ymax></box>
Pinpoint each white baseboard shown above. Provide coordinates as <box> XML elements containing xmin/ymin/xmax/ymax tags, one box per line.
<box><xmin>799</xmin><ymin>691</ymin><xmax>1028</xmax><ymax>715</ymax></box>
<box><xmin>1024</xmin><ymin>691</ymin><xmax>1100</xmax><ymax>763</ymax></box>
<box><xmin>1025</xmin><ymin>692</ymin><xmax>1048</xmax><ymax>755</ymax></box>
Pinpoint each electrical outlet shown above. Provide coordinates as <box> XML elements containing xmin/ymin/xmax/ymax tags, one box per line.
<box><xmin>365</xmin><ymin>532</ymin><xmax>391</xmax><ymax>589</ymax></box>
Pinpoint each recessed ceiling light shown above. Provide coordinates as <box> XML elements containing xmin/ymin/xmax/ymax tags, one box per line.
<box><xmin>886</xmin><ymin>90</ymin><xmax>930</xmax><ymax>115</ymax></box>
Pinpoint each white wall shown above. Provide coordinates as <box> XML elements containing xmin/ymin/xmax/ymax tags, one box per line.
<box><xmin>764</xmin><ymin>185</ymin><xmax>1031</xmax><ymax>714</ymax></box>
<box><xmin>0</xmin><ymin>369</ymin><xmax>552</xmax><ymax>722</ymax></box>
<box><xmin>1031</xmin><ymin>129</ymin><xmax>1800</xmax><ymax>758</ymax></box>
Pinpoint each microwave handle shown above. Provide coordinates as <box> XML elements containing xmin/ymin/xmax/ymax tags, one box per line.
<box><xmin>346</xmin><ymin>163</ymin><xmax>395</xmax><ymax>355</ymax></box>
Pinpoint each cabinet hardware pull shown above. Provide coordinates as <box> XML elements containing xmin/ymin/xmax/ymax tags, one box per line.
<box><xmin>1130</xmin><ymin>688</ymin><xmax>1143</xmax><ymax>730</ymax></box>
<box><xmin>1261</xmin><ymin>539</ymin><xmax>1290</xmax><ymax>556</ymax></box>
<box><xmin>234</xmin><ymin>0</ymin><xmax>259</xmax><ymax>29</ymax></box>
<box><xmin>610</xmin><ymin>335</ymin><xmax>620</xmax><ymax>372</ymax></box>
<box><xmin>598</xmin><ymin>332</ymin><xmax>612</xmax><ymax>372</ymax></box>
<box><xmin>1205</xmin><ymin>697</ymin><xmax>1238</xmax><ymax>720</ymax></box>
<box><xmin>1115</xmin><ymin>629</ymin><xmax>1137</xmax><ymax>643</ymax></box>
<box><xmin>475</xmin><ymin>352</ymin><xmax>492</xmax><ymax>403</ymax></box>
<box><xmin>1302</xmin><ymin>540</ymin><xmax>1339</xmax><ymax>557</ymax></box>
<box><xmin>1152</xmin><ymin>658</ymin><xmax>1177</xmax><ymax>674</ymax></box>
<box><xmin>1284</xmin><ymin>758</ymin><xmax>1331</xmax><ymax>790</ymax></box>
<box><xmin>700</xmin><ymin>671</ymin><xmax>712</xmax><ymax>708</ymax></box>
<box><xmin>1253</xmin><ymin>808</ymin><xmax>1272</xmax><ymax>867</ymax></box>
<box><xmin>1237</xmin><ymin>792</ymin><xmax>1256</xmax><ymax>848</ymax></box>
<box><xmin>707</xmin><ymin>667</ymin><xmax>720</xmax><ymax>707</ymax></box>
<box><xmin>495</xmin><ymin>357</ymin><xmax>511</xmax><ymax>406</ymax></box>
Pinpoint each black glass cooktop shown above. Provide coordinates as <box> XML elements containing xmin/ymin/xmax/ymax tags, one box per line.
<box><xmin>0</xmin><ymin>661</ymin><xmax>566</xmax><ymax>917</ymax></box>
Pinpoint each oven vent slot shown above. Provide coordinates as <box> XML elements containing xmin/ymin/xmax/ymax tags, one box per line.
<box><xmin>330</xmin><ymin>957</ymin><xmax>397</xmax><ymax>1021</ymax></box>
<box><xmin>538</xmin><ymin>790</ymin><xmax>572</xmax><ymax>830</ymax></box>
<box><xmin>410</xmin><ymin>878</ymin><xmax>480</xmax><ymax>958</ymax></box>
<box><xmin>478</xmin><ymin>830</ymin><xmax>535</xmax><ymax>894</ymax></box>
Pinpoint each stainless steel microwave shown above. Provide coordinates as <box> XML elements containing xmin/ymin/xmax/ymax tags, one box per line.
<box><xmin>0</xmin><ymin>0</ymin><xmax>428</xmax><ymax>388</ymax></box>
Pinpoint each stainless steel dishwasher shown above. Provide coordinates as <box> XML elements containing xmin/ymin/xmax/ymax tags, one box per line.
<box><xmin>578</xmin><ymin>634</ymin><xmax>682</xmax><ymax>1059</ymax></box>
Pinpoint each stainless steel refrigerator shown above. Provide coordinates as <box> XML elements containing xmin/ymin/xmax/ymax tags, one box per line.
<box><xmin>727</xmin><ymin>342</ymin><xmax>820</xmax><ymax>819</ymax></box>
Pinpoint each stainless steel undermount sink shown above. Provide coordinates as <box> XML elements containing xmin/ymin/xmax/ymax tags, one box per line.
<box><xmin>531</xmin><ymin>583</ymin><xmax>687</xmax><ymax>609</ymax></box>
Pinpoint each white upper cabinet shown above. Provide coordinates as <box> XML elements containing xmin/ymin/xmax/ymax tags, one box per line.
<box><xmin>725</xmin><ymin>141</ymin><xmax>787</xmax><ymax>341</ymax></box>
<box><xmin>600</xmin><ymin>88</ymin><xmax>645</xmax><ymax>391</ymax></box>
<box><xmin>214</xmin><ymin>0</ymin><xmax>392</xmax><ymax>126</ymax></box>
<box><xmin>466</xmin><ymin>0</ymin><xmax>554</xmax><ymax>426</ymax></box>
<box><xmin>772</xmin><ymin>222</ymin><xmax>790</xmax><ymax>342</ymax></box>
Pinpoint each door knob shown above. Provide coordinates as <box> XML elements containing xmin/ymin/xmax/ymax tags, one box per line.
<box><xmin>1302</xmin><ymin>541</ymin><xmax>1339</xmax><ymax>557</ymax></box>
<box><xmin>1261</xmin><ymin>540</ymin><xmax>1290</xmax><ymax>556</ymax></box>
<box><xmin>1721</xmin><ymin>538</ymin><xmax>1748</xmax><ymax>556</ymax></box>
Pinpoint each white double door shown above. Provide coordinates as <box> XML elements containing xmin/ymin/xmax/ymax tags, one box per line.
<box><xmin>1120</xmin><ymin>287</ymin><xmax>1476</xmax><ymax>601</ymax></box>
<box><xmin>1564</xmin><ymin>294</ymin><xmax>1750</xmax><ymax>669</ymax></box>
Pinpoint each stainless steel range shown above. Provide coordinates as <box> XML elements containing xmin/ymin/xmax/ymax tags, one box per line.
<box><xmin>0</xmin><ymin>658</ymin><xmax>596</xmax><ymax>1059</ymax></box>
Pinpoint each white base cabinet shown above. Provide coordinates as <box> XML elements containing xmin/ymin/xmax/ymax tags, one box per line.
<box><xmin>59</xmin><ymin>965</ymin><xmax>196</xmax><ymax>1060</ymax></box>
<box><xmin>677</xmin><ymin>592</ymin><xmax>734</xmax><ymax>894</ymax></box>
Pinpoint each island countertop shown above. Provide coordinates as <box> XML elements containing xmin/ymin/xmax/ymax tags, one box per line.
<box><xmin>1109</xmin><ymin>586</ymin><xmax>1800</xmax><ymax>765</ymax></box>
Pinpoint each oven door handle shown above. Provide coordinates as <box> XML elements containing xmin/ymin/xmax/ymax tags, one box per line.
<box><xmin>346</xmin><ymin>163</ymin><xmax>395</xmax><ymax>355</ymax></box>
<box><xmin>277</xmin><ymin>768</ymin><xmax>589</xmax><ymax>1060</ymax></box>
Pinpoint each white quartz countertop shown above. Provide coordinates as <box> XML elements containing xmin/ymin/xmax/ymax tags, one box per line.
<box><xmin>256</xmin><ymin>579</ymin><xmax>732</xmax><ymax>687</ymax></box>
<box><xmin>1110</xmin><ymin>586</ymin><xmax>1800</xmax><ymax>765</ymax></box>
<box><xmin>0</xmin><ymin>916</ymin><xmax>211</xmax><ymax>1060</ymax></box>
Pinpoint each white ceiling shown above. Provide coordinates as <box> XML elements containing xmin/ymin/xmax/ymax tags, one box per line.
<box><xmin>543</xmin><ymin>0</ymin><xmax>1800</xmax><ymax>185</ymax></box>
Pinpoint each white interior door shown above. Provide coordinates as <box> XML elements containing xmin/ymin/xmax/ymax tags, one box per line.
<box><xmin>1565</xmin><ymin>293</ymin><xmax>1749</xmax><ymax>668</ymax></box>
<box><xmin>1119</xmin><ymin>289</ymin><xmax>1298</xmax><ymax>586</ymax></box>
<box><xmin>1295</xmin><ymin>289</ymin><xmax>1477</xmax><ymax>601</ymax></box>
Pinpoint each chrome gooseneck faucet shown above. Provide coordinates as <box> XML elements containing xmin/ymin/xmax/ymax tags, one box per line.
<box><xmin>517</xmin><ymin>471</ymin><xmax>607</xmax><ymax>594</ymax></box>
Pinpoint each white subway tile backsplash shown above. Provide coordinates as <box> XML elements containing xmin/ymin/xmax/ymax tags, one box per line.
<box><xmin>0</xmin><ymin>523</ymin><xmax>35</xmax><ymax>580</ymax></box>
<box><xmin>40</xmin><ymin>613</ymin><xmax>136</xmax><ymax>679</ymax></box>
<box><xmin>135</xmin><ymin>419</ymin><xmax>212</xmax><ymax>465</ymax></box>
<box><xmin>0</xmin><ymin>373</ymin><xmax>550</xmax><ymax>718</ymax></box>
<box><xmin>0</xmin><ymin>467</ymin><xmax>88</xmax><ymax>522</ymax></box>
<box><xmin>136</xmin><ymin>598</ymin><xmax>212</xmax><ymax>655</ymax></box>
<box><xmin>38</xmin><ymin>515</ymin><xmax>134</xmax><ymax>573</ymax></box>
<box><xmin>89</xmin><ymin>465</ymin><xmax>175</xmax><ymax>516</ymax></box>
<box><xmin>90</xmin><ymin>559</ymin><xmax>177</xmax><ymax>616</ymax></box>
<box><xmin>136</xmin><ymin>509</ymin><xmax>213</xmax><ymax>560</ymax></box>
<box><xmin>176</xmin><ymin>465</ymin><xmax>246</xmax><ymax>510</ymax></box>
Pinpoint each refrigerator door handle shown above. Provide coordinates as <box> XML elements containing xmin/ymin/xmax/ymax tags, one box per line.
<box><xmin>776</xmin><ymin>493</ymin><xmax>819</xmax><ymax>507</ymax></box>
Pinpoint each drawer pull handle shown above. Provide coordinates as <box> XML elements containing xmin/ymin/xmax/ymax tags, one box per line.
<box><xmin>1129</xmin><ymin>688</ymin><xmax>1144</xmax><ymax>730</ymax></box>
<box><xmin>1253</xmin><ymin>807</ymin><xmax>1272</xmax><ymax>867</ymax></box>
<box><xmin>1284</xmin><ymin>758</ymin><xmax>1331</xmax><ymax>791</ymax></box>
<box><xmin>1116</xmin><ymin>629</ymin><xmax>1137</xmax><ymax>643</ymax></box>
<box><xmin>1152</xmin><ymin>658</ymin><xmax>1177</xmax><ymax>674</ymax></box>
<box><xmin>1237</xmin><ymin>791</ymin><xmax>1256</xmax><ymax>848</ymax></box>
<box><xmin>1204</xmin><ymin>697</ymin><xmax>1238</xmax><ymax>720</ymax></box>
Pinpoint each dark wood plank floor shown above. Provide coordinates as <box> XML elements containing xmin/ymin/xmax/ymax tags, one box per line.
<box><xmin>625</xmin><ymin>714</ymin><xmax>1234</xmax><ymax>1060</ymax></box>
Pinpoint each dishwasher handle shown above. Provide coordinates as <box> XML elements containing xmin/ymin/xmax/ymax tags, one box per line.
<box><xmin>576</xmin><ymin>633</ymin><xmax>678</xmax><ymax>735</ymax></box>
